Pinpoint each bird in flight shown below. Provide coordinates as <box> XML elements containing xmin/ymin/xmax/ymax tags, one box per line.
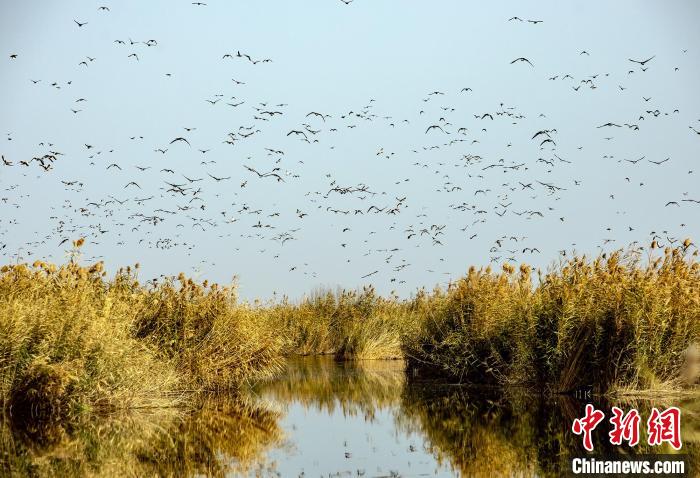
<box><xmin>629</xmin><ymin>55</ymin><xmax>655</xmax><ymax>66</ymax></box>
<box><xmin>74</xmin><ymin>19</ymin><xmax>88</xmax><ymax>27</ymax></box>
<box><xmin>170</xmin><ymin>137</ymin><xmax>191</xmax><ymax>146</ymax></box>
<box><xmin>425</xmin><ymin>125</ymin><xmax>446</xmax><ymax>134</ymax></box>
<box><xmin>306</xmin><ymin>112</ymin><xmax>330</xmax><ymax>121</ymax></box>
<box><xmin>510</xmin><ymin>57</ymin><xmax>534</xmax><ymax>67</ymax></box>
<box><xmin>597</xmin><ymin>122</ymin><xmax>622</xmax><ymax>128</ymax></box>
<box><xmin>244</xmin><ymin>165</ymin><xmax>284</xmax><ymax>182</ymax></box>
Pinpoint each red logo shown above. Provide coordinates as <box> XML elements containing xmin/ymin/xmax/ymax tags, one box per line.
<box><xmin>647</xmin><ymin>407</ymin><xmax>682</xmax><ymax>450</ymax></box>
<box><xmin>572</xmin><ymin>405</ymin><xmax>682</xmax><ymax>451</ymax></box>
<box><xmin>609</xmin><ymin>406</ymin><xmax>640</xmax><ymax>446</ymax></box>
<box><xmin>572</xmin><ymin>404</ymin><xmax>606</xmax><ymax>451</ymax></box>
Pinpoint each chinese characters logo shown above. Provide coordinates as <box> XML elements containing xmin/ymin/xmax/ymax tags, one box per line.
<box><xmin>572</xmin><ymin>404</ymin><xmax>681</xmax><ymax>451</ymax></box>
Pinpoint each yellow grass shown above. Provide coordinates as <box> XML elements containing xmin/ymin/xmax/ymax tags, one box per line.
<box><xmin>0</xmin><ymin>244</ymin><xmax>282</xmax><ymax>422</ymax></box>
<box><xmin>267</xmin><ymin>285</ymin><xmax>417</xmax><ymax>360</ymax></box>
<box><xmin>404</xmin><ymin>243</ymin><xmax>700</xmax><ymax>395</ymax></box>
<box><xmin>2</xmin><ymin>239</ymin><xmax>698</xmax><ymax>430</ymax></box>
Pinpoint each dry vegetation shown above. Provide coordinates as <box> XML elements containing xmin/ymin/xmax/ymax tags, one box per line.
<box><xmin>404</xmin><ymin>242</ymin><xmax>700</xmax><ymax>395</ymax></box>
<box><xmin>1</xmin><ymin>242</ymin><xmax>699</xmax><ymax>476</ymax></box>
<box><xmin>267</xmin><ymin>285</ymin><xmax>417</xmax><ymax>360</ymax></box>
<box><xmin>267</xmin><ymin>240</ymin><xmax>700</xmax><ymax>396</ymax></box>
<box><xmin>0</xmin><ymin>241</ymin><xmax>282</xmax><ymax>423</ymax></box>
<box><xmin>1</xmin><ymin>240</ymin><xmax>698</xmax><ymax>429</ymax></box>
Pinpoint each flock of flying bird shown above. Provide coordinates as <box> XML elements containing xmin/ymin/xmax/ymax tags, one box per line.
<box><xmin>1</xmin><ymin>3</ymin><xmax>699</xmax><ymax>296</ymax></box>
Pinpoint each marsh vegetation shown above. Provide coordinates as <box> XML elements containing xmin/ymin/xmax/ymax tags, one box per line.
<box><xmin>1</xmin><ymin>241</ymin><xmax>699</xmax><ymax>475</ymax></box>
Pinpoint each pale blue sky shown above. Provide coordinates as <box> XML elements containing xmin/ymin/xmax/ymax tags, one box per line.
<box><xmin>1</xmin><ymin>1</ymin><xmax>699</xmax><ymax>299</ymax></box>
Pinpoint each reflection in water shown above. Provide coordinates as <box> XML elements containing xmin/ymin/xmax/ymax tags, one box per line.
<box><xmin>257</xmin><ymin>358</ymin><xmax>700</xmax><ymax>477</ymax></box>
<box><xmin>399</xmin><ymin>385</ymin><xmax>700</xmax><ymax>477</ymax></box>
<box><xmin>1</xmin><ymin>396</ymin><xmax>282</xmax><ymax>477</ymax></box>
<box><xmin>3</xmin><ymin>357</ymin><xmax>700</xmax><ymax>477</ymax></box>
<box><xmin>254</xmin><ymin>357</ymin><xmax>453</xmax><ymax>477</ymax></box>
<box><xmin>255</xmin><ymin>356</ymin><xmax>405</xmax><ymax>418</ymax></box>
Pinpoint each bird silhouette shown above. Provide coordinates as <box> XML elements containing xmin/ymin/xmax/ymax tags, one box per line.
<box><xmin>510</xmin><ymin>57</ymin><xmax>534</xmax><ymax>67</ymax></box>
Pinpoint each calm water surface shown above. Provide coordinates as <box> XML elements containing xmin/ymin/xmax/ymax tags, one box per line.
<box><xmin>248</xmin><ymin>358</ymin><xmax>454</xmax><ymax>477</ymax></box>
<box><xmin>2</xmin><ymin>357</ymin><xmax>699</xmax><ymax>477</ymax></box>
<box><xmin>244</xmin><ymin>357</ymin><xmax>700</xmax><ymax>477</ymax></box>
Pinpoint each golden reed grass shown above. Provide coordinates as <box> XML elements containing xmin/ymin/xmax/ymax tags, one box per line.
<box><xmin>0</xmin><ymin>241</ymin><xmax>282</xmax><ymax>422</ymax></box>
<box><xmin>267</xmin><ymin>240</ymin><xmax>700</xmax><ymax>395</ymax></box>
<box><xmin>266</xmin><ymin>285</ymin><xmax>417</xmax><ymax>360</ymax></box>
<box><xmin>404</xmin><ymin>242</ymin><xmax>700</xmax><ymax>395</ymax></box>
<box><xmin>1</xmin><ymin>239</ymin><xmax>698</xmax><ymax>425</ymax></box>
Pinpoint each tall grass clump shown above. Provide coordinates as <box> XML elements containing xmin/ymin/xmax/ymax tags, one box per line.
<box><xmin>132</xmin><ymin>272</ymin><xmax>283</xmax><ymax>391</ymax></box>
<box><xmin>269</xmin><ymin>286</ymin><xmax>417</xmax><ymax>360</ymax></box>
<box><xmin>403</xmin><ymin>262</ymin><xmax>534</xmax><ymax>385</ymax></box>
<box><xmin>405</xmin><ymin>242</ymin><xmax>700</xmax><ymax>395</ymax></box>
<box><xmin>0</xmin><ymin>242</ymin><xmax>283</xmax><ymax>423</ymax></box>
<box><xmin>0</xmin><ymin>256</ymin><xmax>179</xmax><ymax>422</ymax></box>
<box><xmin>529</xmin><ymin>244</ymin><xmax>700</xmax><ymax>394</ymax></box>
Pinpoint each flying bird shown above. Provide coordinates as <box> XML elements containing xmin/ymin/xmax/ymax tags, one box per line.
<box><xmin>170</xmin><ymin>137</ymin><xmax>191</xmax><ymax>146</ymax></box>
<box><xmin>628</xmin><ymin>55</ymin><xmax>655</xmax><ymax>66</ymax></box>
<box><xmin>510</xmin><ymin>57</ymin><xmax>534</xmax><ymax>67</ymax></box>
<box><xmin>425</xmin><ymin>125</ymin><xmax>446</xmax><ymax>134</ymax></box>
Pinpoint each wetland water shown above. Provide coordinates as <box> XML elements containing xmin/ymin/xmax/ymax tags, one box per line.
<box><xmin>247</xmin><ymin>358</ymin><xmax>700</xmax><ymax>477</ymax></box>
<box><xmin>2</xmin><ymin>357</ymin><xmax>699</xmax><ymax>477</ymax></box>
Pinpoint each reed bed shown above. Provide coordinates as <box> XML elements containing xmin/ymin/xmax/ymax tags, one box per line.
<box><xmin>271</xmin><ymin>241</ymin><xmax>700</xmax><ymax>396</ymax></box>
<box><xmin>404</xmin><ymin>242</ymin><xmax>700</xmax><ymax>395</ymax></box>
<box><xmin>267</xmin><ymin>285</ymin><xmax>417</xmax><ymax>360</ymax></box>
<box><xmin>0</xmin><ymin>241</ymin><xmax>282</xmax><ymax>423</ymax></box>
<box><xmin>1</xmin><ymin>239</ymin><xmax>698</xmax><ymax>427</ymax></box>
<box><xmin>2</xmin><ymin>240</ymin><xmax>700</xmax><ymax>475</ymax></box>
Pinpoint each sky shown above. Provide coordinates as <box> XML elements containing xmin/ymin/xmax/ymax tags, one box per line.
<box><xmin>1</xmin><ymin>1</ymin><xmax>699</xmax><ymax>300</ymax></box>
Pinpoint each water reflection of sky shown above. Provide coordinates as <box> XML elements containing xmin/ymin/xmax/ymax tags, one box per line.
<box><xmin>259</xmin><ymin>401</ymin><xmax>453</xmax><ymax>477</ymax></box>
<box><xmin>246</xmin><ymin>358</ymin><xmax>700</xmax><ymax>477</ymax></box>
<box><xmin>250</xmin><ymin>358</ymin><xmax>455</xmax><ymax>476</ymax></box>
